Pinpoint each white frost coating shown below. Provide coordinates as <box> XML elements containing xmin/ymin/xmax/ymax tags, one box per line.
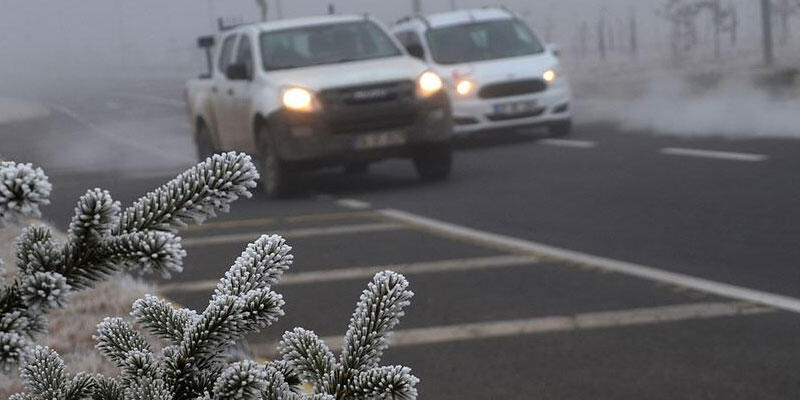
<box><xmin>0</xmin><ymin>162</ymin><xmax>51</xmax><ymax>228</ymax></box>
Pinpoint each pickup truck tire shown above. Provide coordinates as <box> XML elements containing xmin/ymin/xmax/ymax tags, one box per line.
<box><xmin>258</xmin><ymin>122</ymin><xmax>292</xmax><ymax>198</ymax></box>
<box><xmin>413</xmin><ymin>142</ymin><xmax>452</xmax><ymax>182</ymax></box>
<box><xmin>195</xmin><ymin>121</ymin><xmax>215</xmax><ymax>161</ymax></box>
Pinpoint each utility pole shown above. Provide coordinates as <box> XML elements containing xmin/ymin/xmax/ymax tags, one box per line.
<box><xmin>328</xmin><ymin>4</ymin><xmax>336</xmax><ymax>15</ymax></box>
<box><xmin>276</xmin><ymin>0</ymin><xmax>284</xmax><ymax>19</ymax></box>
<box><xmin>598</xmin><ymin>15</ymin><xmax>606</xmax><ymax>61</ymax></box>
<box><xmin>449</xmin><ymin>0</ymin><xmax>457</xmax><ymax>11</ymax></box>
<box><xmin>762</xmin><ymin>0</ymin><xmax>775</xmax><ymax>65</ymax></box>
<box><xmin>413</xmin><ymin>0</ymin><xmax>422</xmax><ymax>14</ymax></box>
<box><xmin>255</xmin><ymin>0</ymin><xmax>267</xmax><ymax>22</ymax></box>
<box><xmin>630</xmin><ymin>11</ymin><xmax>638</xmax><ymax>58</ymax></box>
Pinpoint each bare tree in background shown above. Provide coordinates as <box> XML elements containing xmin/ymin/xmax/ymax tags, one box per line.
<box><xmin>773</xmin><ymin>0</ymin><xmax>800</xmax><ymax>44</ymax></box>
<box><xmin>256</xmin><ymin>0</ymin><xmax>267</xmax><ymax>21</ymax></box>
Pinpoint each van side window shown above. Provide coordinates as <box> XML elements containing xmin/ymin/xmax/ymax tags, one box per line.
<box><xmin>395</xmin><ymin>30</ymin><xmax>426</xmax><ymax>60</ymax></box>
<box><xmin>218</xmin><ymin>34</ymin><xmax>238</xmax><ymax>74</ymax></box>
<box><xmin>235</xmin><ymin>35</ymin><xmax>254</xmax><ymax>78</ymax></box>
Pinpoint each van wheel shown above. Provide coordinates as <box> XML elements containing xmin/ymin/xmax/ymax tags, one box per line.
<box><xmin>195</xmin><ymin>121</ymin><xmax>215</xmax><ymax>161</ymax></box>
<box><xmin>413</xmin><ymin>142</ymin><xmax>452</xmax><ymax>182</ymax></box>
<box><xmin>258</xmin><ymin>125</ymin><xmax>292</xmax><ymax>198</ymax></box>
<box><xmin>549</xmin><ymin>119</ymin><xmax>572</xmax><ymax>137</ymax></box>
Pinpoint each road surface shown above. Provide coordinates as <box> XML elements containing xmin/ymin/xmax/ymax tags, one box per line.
<box><xmin>2</xmin><ymin>77</ymin><xmax>800</xmax><ymax>399</ymax></box>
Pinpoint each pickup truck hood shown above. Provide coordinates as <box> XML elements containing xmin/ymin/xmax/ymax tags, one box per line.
<box><xmin>270</xmin><ymin>56</ymin><xmax>429</xmax><ymax>90</ymax></box>
<box><xmin>435</xmin><ymin>53</ymin><xmax>558</xmax><ymax>84</ymax></box>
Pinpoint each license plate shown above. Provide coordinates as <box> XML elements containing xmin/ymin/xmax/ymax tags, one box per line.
<box><xmin>493</xmin><ymin>100</ymin><xmax>539</xmax><ymax>116</ymax></box>
<box><xmin>351</xmin><ymin>130</ymin><xmax>407</xmax><ymax>150</ymax></box>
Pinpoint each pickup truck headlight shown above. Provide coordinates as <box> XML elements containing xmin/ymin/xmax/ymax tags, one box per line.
<box><xmin>282</xmin><ymin>87</ymin><xmax>318</xmax><ymax>112</ymax></box>
<box><xmin>542</xmin><ymin>68</ymin><xmax>557</xmax><ymax>83</ymax></box>
<box><xmin>418</xmin><ymin>71</ymin><xmax>444</xmax><ymax>98</ymax></box>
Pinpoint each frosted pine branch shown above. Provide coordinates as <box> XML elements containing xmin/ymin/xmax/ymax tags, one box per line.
<box><xmin>279</xmin><ymin>328</ymin><xmax>336</xmax><ymax>384</ymax></box>
<box><xmin>131</xmin><ymin>294</ymin><xmax>197</xmax><ymax>343</ymax></box>
<box><xmin>0</xmin><ymin>153</ymin><xmax>258</xmax><ymax>371</ymax></box>
<box><xmin>0</xmin><ymin>162</ymin><xmax>51</xmax><ymax>228</ymax></box>
<box><xmin>114</xmin><ymin>152</ymin><xmax>259</xmax><ymax>234</ymax></box>
<box><xmin>341</xmin><ymin>271</ymin><xmax>414</xmax><ymax>371</ymax></box>
<box><xmin>94</xmin><ymin>317</ymin><xmax>151</xmax><ymax>365</ymax></box>
<box><xmin>348</xmin><ymin>366</ymin><xmax>419</xmax><ymax>400</ymax></box>
<box><xmin>215</xmin><ymin>235</ymin><xmax>293</xmax><ymax>299</ymax></box>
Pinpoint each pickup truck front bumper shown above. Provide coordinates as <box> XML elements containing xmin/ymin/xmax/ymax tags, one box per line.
<box><xmin>267</xmin><ymin>91</ymin><xmax>452</xmax><ymax>169</ymax></box>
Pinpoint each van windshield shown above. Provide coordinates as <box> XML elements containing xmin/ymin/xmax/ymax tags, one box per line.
<box><xmin>426</xmin><ymin>19</ymin><xmax>545</xmax><ymax>65</ymax></box>
<box><xmin>260</xmin><ymin>21</ymin><xmax>402</xmax><ymax>71</ymax></box>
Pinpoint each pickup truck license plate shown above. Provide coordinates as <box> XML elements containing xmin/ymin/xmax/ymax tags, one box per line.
<box><xmin>493</xmin><ymin>100</ymin><xmax>539</xmax><ymax>116</ymax></box>
<box><xmin>352</xmin><ymin>130</ymin><xmax>407</xmax><ymax>150</ymax></box>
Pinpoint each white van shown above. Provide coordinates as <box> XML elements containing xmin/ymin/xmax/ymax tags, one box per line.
<box><xmin>392</xmin><ymin>8</ymin><xmax>572</xmax><ymax>136</ymax></box>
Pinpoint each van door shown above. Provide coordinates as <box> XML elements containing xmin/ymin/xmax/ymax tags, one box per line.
<box><xmin>210</xmin><ymin>33</ymin><xmax>239</xmax><ymax>147</ymax></box>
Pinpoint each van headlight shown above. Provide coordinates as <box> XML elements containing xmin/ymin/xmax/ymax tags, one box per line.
<box><xmin>455</xmin><ymin>79</ymin><xmax>475</xmax><ymax>96</ymax></box>
<box><xmin>282</xmin><ymin>87</ymin><xmax>318</xmax><ymax>112</ymax></box>
<box><xmin>542</xmin><ymin>69</ymin><xmax>557</xmax><ymax>83</ymax></box>
<box><xmin>417</xmin><ymin>71</ymin><xmax>444</xmax><ymax>98</ymax></box>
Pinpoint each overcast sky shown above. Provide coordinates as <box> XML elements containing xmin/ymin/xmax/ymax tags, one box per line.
<box><xmin>0</xmin><ymin>0</ymin><xmax>771</xmax><ymax>81</ymax></box>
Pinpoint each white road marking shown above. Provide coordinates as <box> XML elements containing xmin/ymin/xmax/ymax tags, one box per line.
<box><xmin>660</xmin><ymin>147</ymin><xmax>768</xmax><ymax>162</ymax></box>
<box><xmin>380</xmin><ymin>208</ymin><xmax>800</xmax><ymax>314</ymax></box>
<box><xmin>116</xmin><ymin>93</ymin><xmax>185</xmax><ymax>108</ymax></box>
<box><xmin>252</xmin><ymin>302</ymin><xmax>770</xmax><ymax>356</ymax></box>
<box><xmin>336</xmin><ymin>198</ymin><xmax>372</xmax><ymax>210</ymax></box>
<box><xmin>181</xmin><ymin>222</ymin><xmax>402</xmax><ymax>248</ymax></box>
<box><xmin>180</xmin><ymin>211</ymin><xmax>378</xmax><ymax>233</ymax></box>
<box><xmin>540</xmin><ymin>139</ymin><xmax>597</xmax><ymax>149</ymax></box>
<box><xmin>158</xmin><ymin>255</ymin><xmax>541</xmax><ymax>293</ymax></box>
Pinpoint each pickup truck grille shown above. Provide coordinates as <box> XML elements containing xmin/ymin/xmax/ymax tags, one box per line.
<box><xmin>319</xmin><ymin>80</ymin><xmax>419</xmax><ymax>134</ymax></box>
<box><xmin>478</xmin><ymin>79</ymin><xmax>547</xmax><ymax>99</ymax></box>
<box><xmin>319</xmin><ymin>80</ymin><xmax>416</xmax><ymax>106</ymax></box>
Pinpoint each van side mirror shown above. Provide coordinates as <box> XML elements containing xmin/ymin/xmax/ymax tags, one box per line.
<box><xmin>198</xmin><ymin>36</ymin><xmax>215</xmax><ymax>48</ymax></box>
<box><xmin>548</xmin><ymin>43</ymin><xmax>561</xmax><ymax>57</ymax></box>
<box><xmin>226</xmin><ymin>63</ymin><xmax>250</xmax><ymax>81</ymax></box>
<box><xmin>405</xmin><ymin>43</ymin><xmax>426</xmax><ymax>60</ymax></box>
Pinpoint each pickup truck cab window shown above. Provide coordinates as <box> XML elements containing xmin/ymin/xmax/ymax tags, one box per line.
<box><xmin>234</xmin><ymin>35</ymin><xmax>254</xmax><ymax>79</ymax></box>
<box><xmin>218</xmin><ymin>34</ymin><xmax>238</xmax><ymax>75</ymax></box>
<box><xmin>260</xmin><ymin>20</ymin><xmax>402</xmax><ymax>71</ymax></box>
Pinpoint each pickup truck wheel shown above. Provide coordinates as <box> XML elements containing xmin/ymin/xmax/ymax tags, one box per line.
<box><xmin>258</xmin><ymin>124</ymin><xmax>292</xmax><ymax>199</ymax></box>
<box><xmin>195</xmin><ymin>122</ymin><xmax>215</xmax><ymax>161</ymax></box>
<box><xmin>413</xmin><ymin>142</ymin><xmax>452</xmax><ymax>182</ymax></box>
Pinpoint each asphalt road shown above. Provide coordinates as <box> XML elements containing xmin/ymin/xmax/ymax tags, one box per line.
<box><xmin>3</xmin><ymin>78</ymin><xmax>800</xmax><ymax>399</ymax></box>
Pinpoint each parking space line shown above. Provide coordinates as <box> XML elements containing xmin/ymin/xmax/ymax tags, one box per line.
<box><xmin>380</xmin><ymin>208</ymin><xmax>800</xmax><ymax>314</ymax></box>
<box><xmin>540</xmin><ymin>139</ymin><xmax>598</xmax><ymax>149</ymax></box>
<box><xmin>159</xmin><ymin>255</ymin><xmax>540</xmax><ymax>293</ymax></box>
<box><xmin>252</xmin><ymin>301</ymin><xmax>770</xmax><ymax>356</ymax></box>
<box><xmin>182</xmin><ymin>211</ymin><xmax>378</xmax><ymax>233</ymax></box>
<box><xmin>182</xmin><ymin>222</ymin><xmax>401</xmax><ymax>248</ymax></box>
<box><xmin>660</xmin><ymin>147</ymin><xmax>768</xmax><ymax>162</ymax></box>
<box><xmin>335</xmin><ymin>198</ymin><xmax>372</xmax><ymax>210</ymax></box>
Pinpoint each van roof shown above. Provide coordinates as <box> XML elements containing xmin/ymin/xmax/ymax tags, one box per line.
<box><xmin>407</xmin><ymin>8</ymin><xmax>515</xmax><ymax>30</ymax></box>
<box><xmin>230</xmin><ymin>14</ymin><xmax>370</xmax><ymax>35</ymax></box>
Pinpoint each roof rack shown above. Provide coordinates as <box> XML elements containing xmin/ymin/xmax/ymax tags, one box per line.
<box><xmin>395</xmin><ymin>14</ymin><xmax>431</xmax><ymax>29</ymax></box>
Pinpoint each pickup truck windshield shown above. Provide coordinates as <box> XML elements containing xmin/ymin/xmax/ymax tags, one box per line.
<box><xmin>426</xmin><ymin>19</ymin><xmax>545</xmax><ymax>65</ymax></box>
<box><xmin>260</xmin><ymin>21</ymin><xmax>402</xmax><ymax>71</ymax></box>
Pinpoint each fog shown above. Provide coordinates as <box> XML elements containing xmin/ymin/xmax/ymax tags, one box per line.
<box><xmin>1</xmin><ymin>0</ymin><xmax>798</xmax><ymax>137</ymax></box>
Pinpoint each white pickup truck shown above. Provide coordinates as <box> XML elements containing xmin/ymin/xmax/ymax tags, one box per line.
<box><xmin>185</xmin><ymin>15</ymin><xmax>453</xmax><ymax>197</ymax></box>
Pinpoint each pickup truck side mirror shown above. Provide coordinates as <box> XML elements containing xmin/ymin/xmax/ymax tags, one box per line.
<box><xmin>547</xmin><ymin>43</ymin><xmax>561</xmax><ymax>57</ymax></box>
<box><xmin>226</xmin><ymin>63</ymin><xmax>251</xmax><ymax>81</ymax></box>
<box><xmin>405</xmin><ymin>43</ymin><xmax>426</xmax><ymax>60</ymax></box>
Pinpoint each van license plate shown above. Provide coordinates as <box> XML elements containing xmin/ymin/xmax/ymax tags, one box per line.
<box><xmin>352</xmin><ymin>131</ymin><xmax>407</xmax><ymax>150</ymax></box>
<box><xmin>493</xmin><ymin>100</ymin><xmax>539</xmax><ymax>116</ymax></box>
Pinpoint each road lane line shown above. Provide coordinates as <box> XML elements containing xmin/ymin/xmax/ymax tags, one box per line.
<box><xmin>158</xmin><ymin>255</ymin><xmax>541</xmax><ymax>293</ymax></box>
<box><xmin>251</xmin><ymin>302</ymin><xmax>770</xmax><ymax>356</ymax></box>
<box><xmin>182</xmin><ymin>222</ymin><xmax>401</xmax><ymax>248</ymax></box>
<box><xmin>116</xmin><ymin>93</ymin><xmax>186</xmax><ymax>108</ymax></box>
<box><xmin>660</xmin><ymin>147</ymin><xmax>768</xmax><ymax>162</ymax></box>
<box><xmin>539</xmin><ymin>139</ymin><xmax>598</xmax><ymax>149</ymax></box>
<box><xmin>181</xmin><ymin>211</ymin><xmax>378</xmax><ymax>233</ymax></box>
<box><xmin>380</xmin><ymin>208</ymin><xmax>800</xmax><ymax>314</ymax></box>
<box><xmin>336</xmin><ymin>198</ymin><xmax>372</xmax><ymax>210</ymax></box>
